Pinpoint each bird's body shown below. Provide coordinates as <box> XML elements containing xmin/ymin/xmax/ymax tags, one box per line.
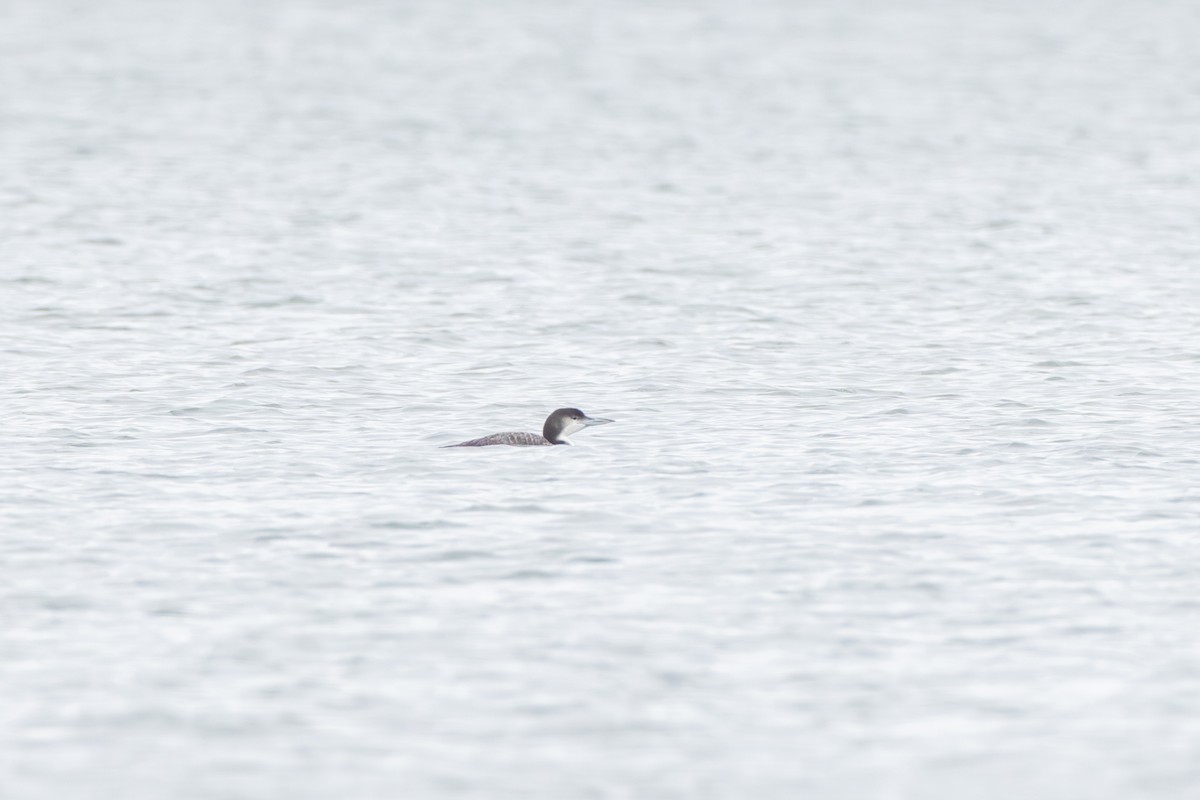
<box><xmin>450</xmin><ymin>431</ymin><xmax>554</xmax><ymax>447</ymax></box>
<box><xmin>444</xmin><ymin>408</ymin><xmax>613</xmax><ymax>448</ymax></box>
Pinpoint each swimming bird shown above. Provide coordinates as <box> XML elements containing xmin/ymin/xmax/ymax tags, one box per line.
<box><xmin>444</xmin><ymin>408</ymin><xmax>613</xmax><ymax>447</ymax></box>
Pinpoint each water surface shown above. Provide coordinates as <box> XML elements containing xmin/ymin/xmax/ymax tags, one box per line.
<box><xmin>3</xmin><ymin>1</ymin><xmax>1200</xmax><ymax>797</ymax></box>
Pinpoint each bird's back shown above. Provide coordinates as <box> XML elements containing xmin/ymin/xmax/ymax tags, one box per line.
<box><xmin>444</xmin><ymin>431</ymin><xmax>553</xmax><ymax>447</ymax></box>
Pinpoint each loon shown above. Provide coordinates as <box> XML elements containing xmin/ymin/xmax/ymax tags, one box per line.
<box><xmin>444</xmin><ymin>408</ymin><xmax>613</xmax><ymax>447</ymax></box>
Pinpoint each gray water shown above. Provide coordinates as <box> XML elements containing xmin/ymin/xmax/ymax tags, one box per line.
<box><xmin>4</xmin><ymin>0</ymin><xmax>1200</xmax><ymax>797</ymax></box>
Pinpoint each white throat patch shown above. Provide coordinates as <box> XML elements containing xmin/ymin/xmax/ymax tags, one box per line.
<box><xmin>560</xmin><ymin>418</ymin><xmax>589</xmax><ymax>439</ymax></box>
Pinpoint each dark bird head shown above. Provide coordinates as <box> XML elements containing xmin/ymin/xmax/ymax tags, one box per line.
<box><xmin>543</xmin><ymin>408</ymin><xmax>613</xmax><ymax>445</ymax></box>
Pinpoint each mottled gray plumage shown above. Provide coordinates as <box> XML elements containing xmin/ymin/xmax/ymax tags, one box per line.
<box><xmin>443</xmin><ymin>408</ymin><xmax>614</xmax><ymax>448</ymax></box>
<box><xmin>448</xmin><ymin>431</ymin><xmax>552</xmax><ymax>447</ymax></box>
